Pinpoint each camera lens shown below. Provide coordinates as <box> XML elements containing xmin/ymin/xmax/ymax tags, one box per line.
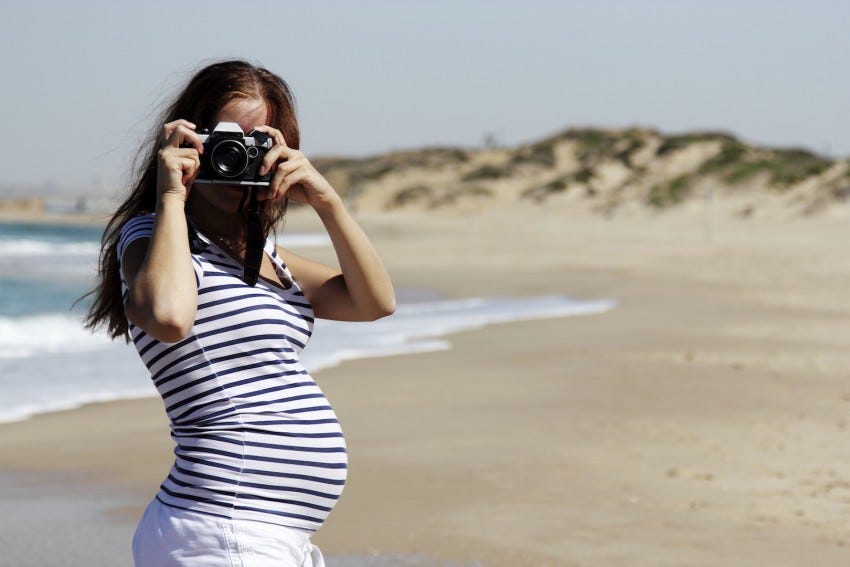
<box><xmin>211</xmin><ymin>140</ymin><xmax>249</xmax><ymax>178</ymax></box>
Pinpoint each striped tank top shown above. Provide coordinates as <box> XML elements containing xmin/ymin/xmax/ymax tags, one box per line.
<box><xmin>117</xmin><ymin>213</ymin><xmax>347</xmax><ymax>532</ymax></box>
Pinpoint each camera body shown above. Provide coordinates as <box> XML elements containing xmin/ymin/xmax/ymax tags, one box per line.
<box><xmin>194</xmin><ymin>122</ymin><xmax>274</xmax><ymax>186</ymax></box>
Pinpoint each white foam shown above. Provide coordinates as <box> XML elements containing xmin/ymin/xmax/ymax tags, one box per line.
<box><xmin>0</xmin><ymin>295</ymin><xmax>616</xmax><ymax>423</ymax></box>
<box><xmin>0</xmin><ymin>239</ymin><xmax>98</xmax><ymax>257</ymax></box>
<box><xmin>300</xmin><ymin>295</ymin><xmax>616</xmax><ymax>373</ymax></box>
<box><xmin>0</xmin><ymin>314</ymin><xmax>110</xmax><ymax>359</ymax></box>
<box><xmin>0</xmin><ymin>388</ymin><xmax>155</xmax><ymax>424</ymax></box>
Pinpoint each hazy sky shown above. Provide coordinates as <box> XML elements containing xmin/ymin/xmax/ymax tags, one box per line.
<box><xmin>1</xmin><ymin>0</ymin><xmax>848</xmax><ymax>193</ymax></box>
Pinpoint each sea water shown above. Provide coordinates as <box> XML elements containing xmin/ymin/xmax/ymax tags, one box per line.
<box><xmin>0</xmin><ymin>220</ymin><xmax>616</xmax><ymax>423</ymax></box>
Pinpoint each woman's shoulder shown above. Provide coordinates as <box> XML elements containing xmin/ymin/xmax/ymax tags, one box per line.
<box><xmin>120</xmin><ymin>212</ymin><xmax>156</xmax><ymax>233</ymax></box>
<box><xmin>272</xmin><ymin>243</ymin><xmax>301</xmax><ymax>269</ymax></box>
<box><xmin>117</xmin><ymin>213</ymin><xmax>156</xmax><ymax>258</ymax></box>
<box><xmin>270</xmin><ymin>242</ymin><xmax>293</xmax><ymax>270</ymax></box>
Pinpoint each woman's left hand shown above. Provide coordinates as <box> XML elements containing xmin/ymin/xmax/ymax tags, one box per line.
<box><xmin>253</xmin><ymin>126</ymin><xmax>341</xmax><ymax>213</ymax></box>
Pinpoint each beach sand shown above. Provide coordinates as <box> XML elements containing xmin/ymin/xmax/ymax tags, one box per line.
<box><xmin>2</xmin><ymin>204</ymin><xmax>850</xmax><ymax>566</ymax></box>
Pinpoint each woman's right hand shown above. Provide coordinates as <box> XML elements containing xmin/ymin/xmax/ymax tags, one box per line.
<box><xmin>157</xmin><ymin>119</ymin><xmax>204</xmax><ymax>202</ymax></box>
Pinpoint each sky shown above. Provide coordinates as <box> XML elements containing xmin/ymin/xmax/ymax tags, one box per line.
<box><xmin>0</xmin><ymin>0</ymin><xmax>848</xmax><ymax>194</ymax></box>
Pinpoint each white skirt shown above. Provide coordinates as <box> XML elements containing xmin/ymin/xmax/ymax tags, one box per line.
<box><xmin>132</xmin><ymin>498</ymin><xmax>325</xmax><ymax>567</ymax></box>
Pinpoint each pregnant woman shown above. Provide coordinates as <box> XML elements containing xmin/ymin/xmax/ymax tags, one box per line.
<box><xmin>84</xmin><ymin>60</ymin><xmax>395</xmax><ymax>566</ymax></box>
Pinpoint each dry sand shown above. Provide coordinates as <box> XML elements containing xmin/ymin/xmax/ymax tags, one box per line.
<box><xmin>2</xmin><ymin>203</ymin><xmax>850</xmax><ymax>566</ymax></box>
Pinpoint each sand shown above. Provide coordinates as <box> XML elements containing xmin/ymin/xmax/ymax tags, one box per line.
<box><xmin>2</xmin><ymin>203</ymin><xmax>850</xmax><ymax>566</ymax></box>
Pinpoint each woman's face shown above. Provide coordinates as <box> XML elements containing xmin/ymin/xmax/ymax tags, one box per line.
<box><xmin>191</xmin><ymin>98</ymin><xmax>269</xmax><ymax>214</ymax></box>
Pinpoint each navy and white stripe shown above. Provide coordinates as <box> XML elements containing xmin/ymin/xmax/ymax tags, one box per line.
<box><xmin>118</xmin><ymin>214</ymin><xmax>347</xmax><ymax>532</ymax></box>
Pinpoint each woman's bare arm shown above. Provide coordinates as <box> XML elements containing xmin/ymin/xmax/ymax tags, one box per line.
<box><xmin>278</xmin><ymin>199</ymin><xmax>395</xmax><ymax>322</ymax></box>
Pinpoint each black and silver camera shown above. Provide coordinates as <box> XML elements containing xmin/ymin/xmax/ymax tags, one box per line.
<box><xmin>194</xmin><ymin>122</ymin><xmax>274</xmax><ymax>186</ymax></box>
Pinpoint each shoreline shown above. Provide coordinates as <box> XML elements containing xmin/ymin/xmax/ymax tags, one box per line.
<box><xmin>0</xmin><ymin>293</ymin><xmax>614</xmax><ymax>426</ymax></box>
<box><xmin>2</xmin><ymin>209</ymin><xmax>849</xmax><ymax>565</ymax></box>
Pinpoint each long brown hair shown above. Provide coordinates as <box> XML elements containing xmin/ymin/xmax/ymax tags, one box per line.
<box><xmin>83</xmin><ymin>60</ymin><xmax>300</xmax><ymax>341</ymax></box>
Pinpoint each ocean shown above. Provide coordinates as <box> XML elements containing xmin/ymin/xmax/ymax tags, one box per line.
<box><xmin>0</xmin><ymin>220</ymin><xmax>616</xmax><ymax>424</ymax></box>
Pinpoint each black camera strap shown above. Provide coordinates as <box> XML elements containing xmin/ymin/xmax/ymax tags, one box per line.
<box><xmin>242</xmin><ymin>187</ymin><xmax>264</xmax><ymax>287</ymax></box>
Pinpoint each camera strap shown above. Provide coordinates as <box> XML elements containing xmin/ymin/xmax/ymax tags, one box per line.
<box><xmin>242</xmin><ymin>187</ymin><xmax>264</xmax><ymax>287</ymax></box>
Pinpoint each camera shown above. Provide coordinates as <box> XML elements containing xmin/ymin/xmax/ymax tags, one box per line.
<box><xmin>193</xmin><ymin>122</ymin><xmax>274</xmax><ymax>186</ymax></box>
